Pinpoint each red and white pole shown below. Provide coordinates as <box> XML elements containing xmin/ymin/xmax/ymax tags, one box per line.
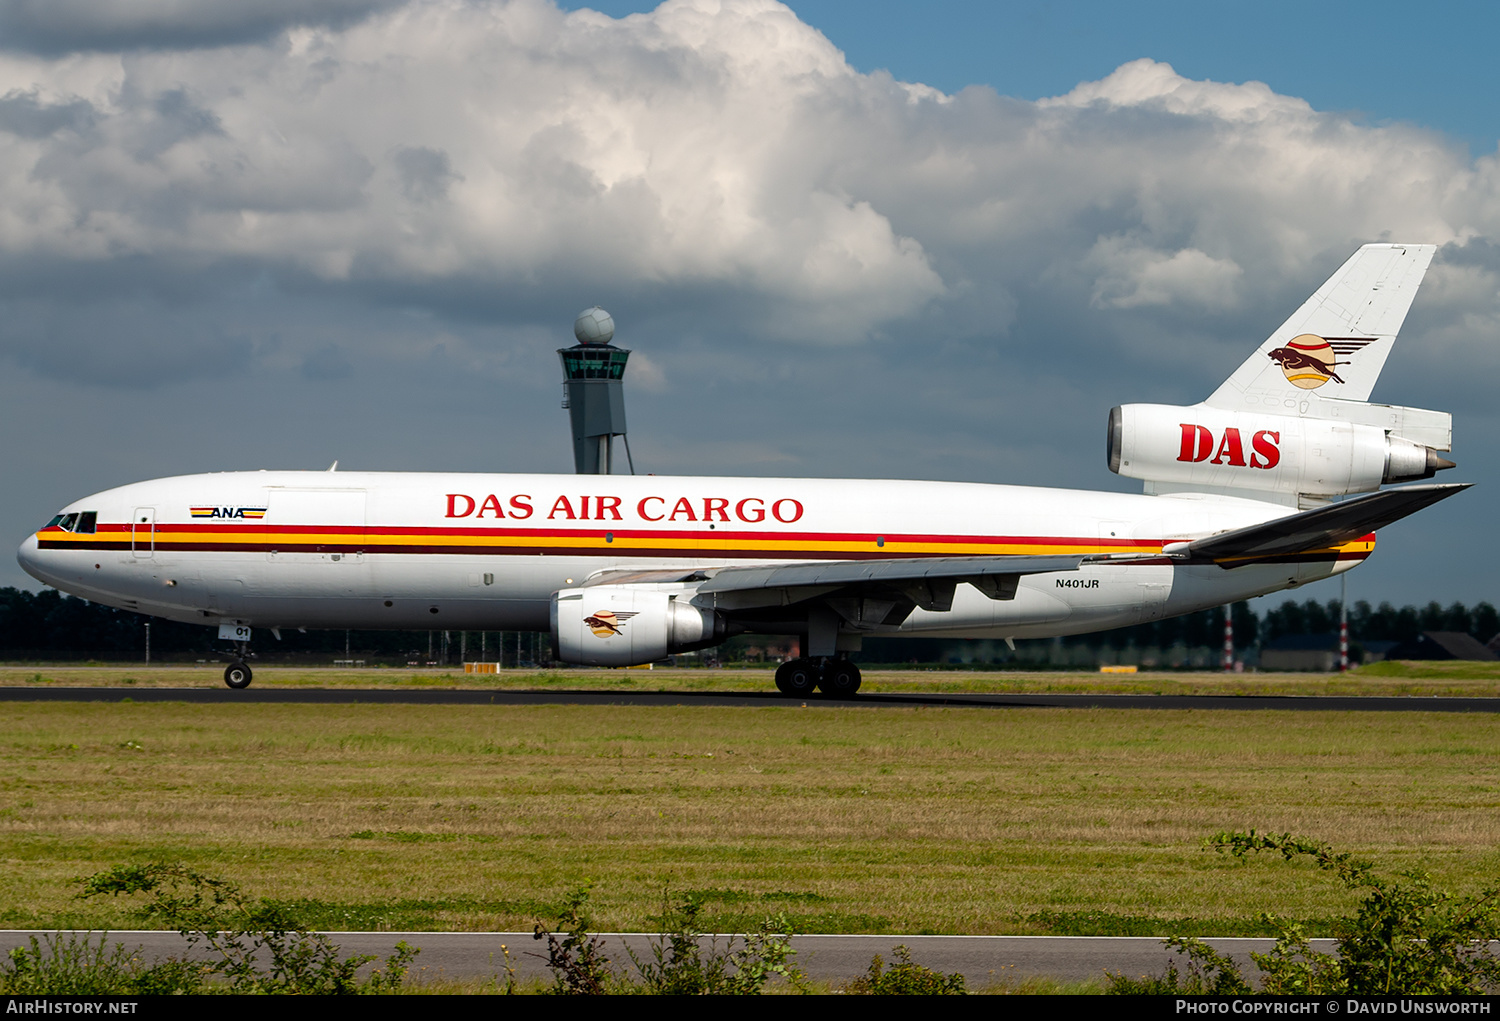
<box><xmin>1339</xmin><ymin>574</ymin><xmax>1349</xmax><ymax>673</ymax></box>
<box><xmin>1222</xmin><ymin>605</ymin><xmax>1234</xmax><ymax>672</ymax></box>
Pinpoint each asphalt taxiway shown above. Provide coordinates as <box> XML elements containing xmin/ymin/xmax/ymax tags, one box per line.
<box><xmin>0</xmin><ymin>930</ymin><xmax>1325</xmax><ymax>985</ymax></box>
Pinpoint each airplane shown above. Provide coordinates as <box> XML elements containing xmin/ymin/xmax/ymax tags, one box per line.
<box><xmin>17</xmin><ymin>243</ymin><xmax>1467</xmax><ymax>694</ymax></box>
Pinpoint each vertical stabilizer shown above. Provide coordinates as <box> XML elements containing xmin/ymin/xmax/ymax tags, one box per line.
<box><xmin>1206</xmin><ymin>243</ymin><xmax>1435</xmax><ymax>409</ymax></box>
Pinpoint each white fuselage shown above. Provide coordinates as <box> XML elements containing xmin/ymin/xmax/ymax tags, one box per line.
<box><xmin>17</xmin><ymin>470</ymin><xmax>1362</xmax><ymax>641</ymax></box>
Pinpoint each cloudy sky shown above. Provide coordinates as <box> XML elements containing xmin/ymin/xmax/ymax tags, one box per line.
<box><xmin>2</xmin><ymin>0</ymin><xmax>1497</xmax><ymax>609</ymax></box>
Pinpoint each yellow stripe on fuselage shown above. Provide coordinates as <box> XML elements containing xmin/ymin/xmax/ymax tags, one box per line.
<box><xmin>39</xmin><ymin>527</ymin><xmax>1153</xmax><ymax>558</ymax></box>
<box><xmin>32</xmin><ymin>526</ymin><xmax>1374</xmax><ymax>563</ymax></box>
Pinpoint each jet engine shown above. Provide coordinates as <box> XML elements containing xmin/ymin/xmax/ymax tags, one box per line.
<box><xmin>551</xmin><ymin>585</ymin><xmax>727</xmax><ymax>666</ymax></box>
<box><xmin>1107</xmin><ymin>404</ymin><xmax>1453</xmax><ymax>500</ymax></box>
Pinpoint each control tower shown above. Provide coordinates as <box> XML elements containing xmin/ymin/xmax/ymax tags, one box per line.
<box><xmin>559</xmin><ymin>306</ymin><xmax>634</xmax><ymax>474</ymax></box>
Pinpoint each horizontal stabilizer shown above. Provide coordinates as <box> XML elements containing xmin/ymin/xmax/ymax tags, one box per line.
<box><xmin>1181</xmin><ymin>483</ymin><xmax>1469</xmax><ymax>564</ymax></box>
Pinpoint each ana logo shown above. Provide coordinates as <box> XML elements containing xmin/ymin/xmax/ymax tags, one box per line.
<box><xmin>190</xmin><ymin>506</ymin><xmax>267</xmax><ymax>519</ymax></box>
<box><xmin>1266</xmin><ymin>335</ymin><xmax>1375</xmax><ymax>390</ymax></box>
<box><xmin>584</xmin><ymin>610</ymin><xmax>638</xmax><ymax>638</ymax></box>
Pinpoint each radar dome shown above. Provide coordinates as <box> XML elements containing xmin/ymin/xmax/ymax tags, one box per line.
<box><xmin>573</xmin><ymin>307</ymin><xmax>615</xmax><ymax>346</ymax></box>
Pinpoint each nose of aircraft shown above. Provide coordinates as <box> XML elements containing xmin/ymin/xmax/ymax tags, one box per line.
<box><xmin>16</xmin><ymin>532</ymin><xmax>54</xmax><ymax>587</ymax></box>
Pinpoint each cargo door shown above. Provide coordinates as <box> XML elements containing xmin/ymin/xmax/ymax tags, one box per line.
<box><xmin>262</xmin><ymin>489</ymin><xmax>370</xmax><ymax>600</ymax></box>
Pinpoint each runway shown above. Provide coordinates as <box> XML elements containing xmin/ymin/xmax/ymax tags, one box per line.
<box><xmin>0</xmin><ymin>930</ymin><xmax>1321</xmax><ymax>985</ymax></box>
<box><xmin>1</xmin><ymin>685</ymin><xmax>1498</xmax><ymax>712</ymax></box>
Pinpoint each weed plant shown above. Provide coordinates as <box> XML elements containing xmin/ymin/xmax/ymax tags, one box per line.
<box><xmin>840</xmin><ymin>944</ymin><xmax>966</xmax><ymax>995</ymax></box>
<box><xmin>1108</xmin><ymin>831</ymin><xmax>1500</xmax><ymax>995</ymax></box>
<box><xmin>1105</xmin><ymin>936</ymin><xmax>1252</xmax><ymax>995</ymax></box>
<box><xmin>626</xmin><ymin>894</ymin><xmax>803</xmax><ymax>994</ymax></box>
<box><xmin>531</xmin><ymin>884</ymin><xmax>616</xmax><ymax>994</ymax></box>
<box><xmin>78</xmin><ymin>861</ymin><xmax>418</xmax><ymax>994</ymax></box>
<box><xmin>0</xmin><ymin>933</ymin><xmax>206</xmax><ymax>994</ymax></box>
<box><xmin>533</xmin><ymin>884</ymin><xmax>804</xmax><ymax>994</ymax></box>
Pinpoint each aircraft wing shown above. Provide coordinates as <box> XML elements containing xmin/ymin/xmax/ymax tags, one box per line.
<box><xmin>698</xmin><ymin>554</ymin><xmax>1085</xmax><ymax>597</ymax></box>
<box><xmin>700</xmin><ymin>553</ymin><xmax>1087</xmax><ymax>615</ymax></box>
<box><xmin>587</xmin><ymin>554</ymin><xmax>1086</xmax><ymax>615</ymax></box>
<box><xmin>1180</xmin><ymin>482</ymin><xmax>1470</xmax><ymax>565</ymax></box>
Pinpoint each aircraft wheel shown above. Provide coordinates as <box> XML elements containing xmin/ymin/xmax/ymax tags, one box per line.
<box><xmin>818</xmin><ymin>659</ymin><xmax>861</xmax><ymax>696</ymax></box>
<box><xmin>224</xmin><ymin>661</ymin><xmax>253</xmax><ymax>689</ymax></box>
<box><xmin>774</xmin><ymin>659</ymin><xmax>819</xmax><ymax>697</ymax></box>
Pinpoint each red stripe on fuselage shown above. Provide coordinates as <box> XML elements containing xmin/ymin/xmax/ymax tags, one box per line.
<box><xmin>61</xmin><ymin>521</ymin><xmax>1164</xmax><ymax>548</ymax></box>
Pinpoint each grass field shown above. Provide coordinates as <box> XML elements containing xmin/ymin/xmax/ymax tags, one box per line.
<box><xmin>2</xmin><ymin>698</ymin><xmax>1498</xmax><ymax>937</ymax></box>
<box><xmin>4</xmin><ymin>659</ymin><xmax>1500</xmax><ymax>696</ymax></box>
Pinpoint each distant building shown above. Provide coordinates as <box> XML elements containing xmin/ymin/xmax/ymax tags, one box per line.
<box><xmin>1385</xmin><ymin>631</ymin><xmax>1496</xmax><ymax>661</ymax></box>
<box><xmin>1260</xmin><ymin>633</ymin><xmax>1340</xmax><ymax>672</ymax></box>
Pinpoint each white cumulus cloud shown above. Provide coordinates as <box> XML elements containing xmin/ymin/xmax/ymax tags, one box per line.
<box><xmin>1</xmin><ymin>4</ymin><xmax>1497</xmax><ymax>368</ymax></box>
<box><xmin>1085</xmin><ymin>237</ymin><xmax>1243</xmax><ymax>310</ymax></box>
<box><xmin>0</xmin><ymin>0</ymin><xmax>950</xmax><ymax>345</ymax></box>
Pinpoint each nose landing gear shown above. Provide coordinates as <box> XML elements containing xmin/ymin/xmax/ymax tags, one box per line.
<box><xmin>224</xmin><ymin>660</ymin><xmax>253</xmax><ymax>689</ymax></box>
<box><xmin>217</xmin><ymin>626</ymin><xmax>255</xmax><ymax>689</ymax></box>
<box><xmin>773</xmin><ymin>657</ymin><xmax>862</xmax><ymax>697</ymax></box>
<box><xmin>222</xmin><ymin>636</ymin><xmax>253</xmax><ymax>689</ymax></box>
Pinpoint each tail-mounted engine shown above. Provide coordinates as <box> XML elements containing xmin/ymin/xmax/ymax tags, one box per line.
<box><xmin>1108</xmin><ymin>403</ymin><xmax>1453</xmax><ymax>500</ymax></box>
<box><xmin>551</xmin><ymin>585</ymin><xmax>727</xmax><ymax>666</ymax></box>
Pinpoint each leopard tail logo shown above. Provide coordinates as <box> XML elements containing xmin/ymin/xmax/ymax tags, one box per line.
<box><xmin>584</xmin><ymin>610</ymin><xmax>638</xmax><ymax>638</ymax></box>
<box><xmin>1266</xmin><ymin>334</ymin><xmax>1376</xmax><ymax>389</ymax></box>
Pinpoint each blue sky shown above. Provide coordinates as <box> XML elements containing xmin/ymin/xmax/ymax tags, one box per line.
<box><xmin>578</xmin><ymin>0</ymin><xmax>1500</xmax><ymax>154</ymax></box>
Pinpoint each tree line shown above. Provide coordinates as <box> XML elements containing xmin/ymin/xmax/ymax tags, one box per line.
<box><xmin>1075</xmin><ymin>597</ymin><xmax>1500</xmax><ymax>652</ymax></box>
<box><xmin>1</xmin><ymin>585</ymin><xmax>1494</xmax><ymax>662</ymax></box>
<box><xmin>0</xmin><ymin>587</ymin><xmax>482</xmax><ymax>661</ymax></box>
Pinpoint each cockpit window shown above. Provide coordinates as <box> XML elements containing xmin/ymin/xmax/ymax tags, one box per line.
<box><xmin>44</xmin><ymin>511</ymin><xmax>97</xmax><ymax>533</ymax></box>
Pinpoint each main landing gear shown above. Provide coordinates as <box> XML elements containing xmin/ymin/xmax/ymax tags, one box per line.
<box><xmin>774</xmin><ymin>657</ymin><xmax>861</xmax><ymax>697</ymax></box>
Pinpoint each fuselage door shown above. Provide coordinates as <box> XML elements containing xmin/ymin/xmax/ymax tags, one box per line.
<box><xmin>131</xmin><ymin>507</ymin><xmax>155</xmax><ymax>558</ymax></box>
<box><xmin>1137</xmin><ymin>581</ymin><xmax>1170</xmax><ymax>622</ymax></box>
